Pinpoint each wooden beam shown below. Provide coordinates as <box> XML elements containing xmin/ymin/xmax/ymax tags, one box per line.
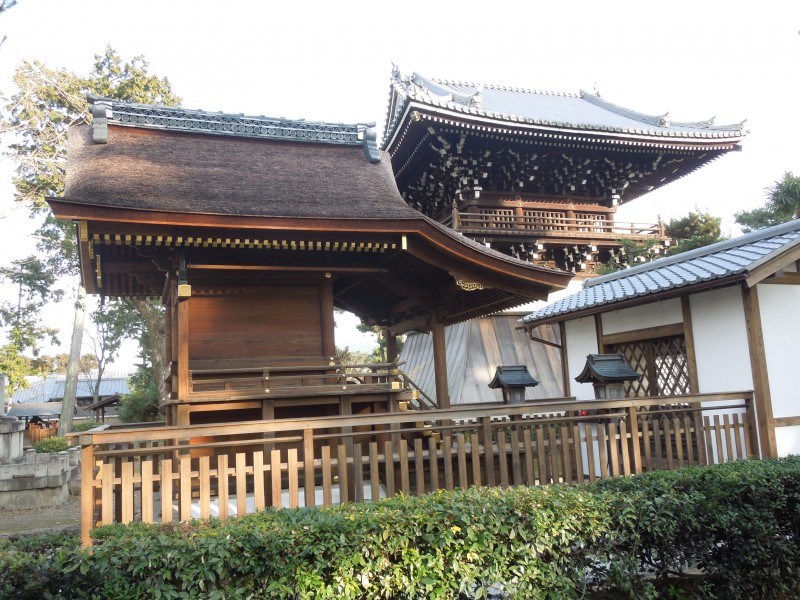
<box><xmin>602</xmin><ymin>323</ymin><xmax>684</xmax><ymax>346</ymax></box>
<box><xmin>746</xmin><ymin>244</ymin><xmax>800</xmax><ymax>287</ymax></box>
<box><xmin>389</xmin><ymin>314</ymin><xmax>431</xmax><ymax>336</ymax></box>
<box><xmin>760</xmin><ymin>272</ymin><xmax>800</xmax><ymax>285</ymax></box>
<box><xmin>594</xmin><ymin>314</ymin><xmax>605</xmax><ymax>353</ymax></box>
<box><xmin>681</xmin><ymin>296</ymin><xmax>700</xmax><ymax>394</ymax></box>
<box><xmin>774</xmin><ymin>416</ymin><xmax>800</xmax><ymax>427</ymax></box>
<box><xmin>741</xmin><ymin>285</ymin><xmax>777</xmax><ymax>458</ymax></box>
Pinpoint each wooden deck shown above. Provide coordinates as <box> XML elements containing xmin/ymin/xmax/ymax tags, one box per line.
<box><xmin>74</xmin><ymin>391</ymin><xmax>757</xmax><ymax>547</ymax></box>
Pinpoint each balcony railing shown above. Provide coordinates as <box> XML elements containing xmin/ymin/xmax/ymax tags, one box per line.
<box><xmin>74</xmin><ymin>391</ymin><xmax>756</xmax><ymax>547</ymax></box>
<box><xmin>451</xmin><ymin>211</ymin><xmax>665</xmax><ymax>240</ymax></box>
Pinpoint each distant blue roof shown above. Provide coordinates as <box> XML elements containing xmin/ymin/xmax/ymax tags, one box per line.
<box><xmin>11</xmin><ymin>371</ymin><xmax>130</xmax><ymax>404</ymax></box>
<box><xmin>521</xmin><ymin>219</ymin><xmax>800</xmax><ymax>325</ymax></box>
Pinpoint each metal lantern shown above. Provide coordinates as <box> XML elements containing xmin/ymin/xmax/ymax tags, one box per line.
<box><xmin>488</xmin><ymin>365</ymin><xmax>539</xmax><ymax>404</ymax></box>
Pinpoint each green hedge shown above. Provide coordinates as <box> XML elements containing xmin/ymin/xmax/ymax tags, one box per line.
<box><xmin>2</xmin><ymin>458</ymin><xmax>799</xmax><ymax>599</ymax></box>
<box><xmin>32</xmin><ymin>435</ymin><xmax>69</xmax><ymax>453</ymax></box>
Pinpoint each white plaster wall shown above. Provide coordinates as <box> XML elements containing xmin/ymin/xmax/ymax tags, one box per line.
<box><xmin>601</xmin><ymin>298</ymin><xmax>682</xmax><ymax>335</ymax></box>
<box><xmin>776</xmin><ymin>426</ymin><xmax>800</xmax><ymax>457</ymax></box>
<box><xmin>757</xmin><ymin>283</ymin><xmax>800</xmax><ymax>419</ymax></box>
<box><xmin>689</xmin><ymin>287</ymin><xmax>753</xmax><ymax>393</ymax></box>
<box><xmin>564</xmin><ymin>317</ymin><xmax>599</xmax><ymax>400</ymax></box>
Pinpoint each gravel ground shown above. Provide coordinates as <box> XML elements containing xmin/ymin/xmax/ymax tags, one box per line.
<box><xmin>0</xmin><ymin>494</ymin><xmax>81</xmax><ymax>537</ymax></box>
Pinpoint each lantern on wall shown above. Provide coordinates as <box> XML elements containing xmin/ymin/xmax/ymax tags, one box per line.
<box><xmin>488</xmin><ymin>365</ymin><xmax>539</xmax><ymax>404</ymax></box>
<box><xmin>575</xmin><ymin>354</ymin><xmax>639</xmax><ymax>400</ymax></box>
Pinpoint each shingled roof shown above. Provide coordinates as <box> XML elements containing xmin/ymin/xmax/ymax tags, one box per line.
<box><xmin>521</xmin><ymin>219</ymin><xmax>800</xmax><ymax>326</ymax></box>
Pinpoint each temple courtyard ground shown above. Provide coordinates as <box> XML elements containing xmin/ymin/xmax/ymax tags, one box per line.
<box><xmin>0</xmin><ymin>494</ymin><xmax>81</xmax><ymax>537</ymax></box>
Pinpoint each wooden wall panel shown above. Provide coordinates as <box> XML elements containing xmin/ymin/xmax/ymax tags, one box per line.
<box><xmin>188</xmin><ymin>286</ymin><xmax>323</xmax><ymax>359</ymax></box>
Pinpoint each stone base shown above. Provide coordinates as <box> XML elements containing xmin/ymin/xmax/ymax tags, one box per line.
<box><xmin>0</xmin><ymin>482</ymin><xmax>69</xmax><ymax>510</ymax></box>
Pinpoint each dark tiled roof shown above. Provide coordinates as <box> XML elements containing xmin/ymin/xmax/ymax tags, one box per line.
<box><xmin>7</xmin><ymin>402</ymin><xmax>63</xmax><ymax>418</ymax></box>
<box><xmin>575</xmin><ymin>354</ymin><xmax>640</xmax><ymax>383</ymax></box>
<box><xmin>521</xmin><ymin>219</ymin><xmax>800</xmax><ymax>324</ymax></box>
<box><xmin>384</xmin><ymin>68</ymin><xmax>745</xmax><ymax>146</ymax></box>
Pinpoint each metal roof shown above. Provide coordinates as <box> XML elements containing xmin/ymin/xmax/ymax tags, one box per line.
<box><xmin>521</xmin><ymin>219</ymin><xmax>800</xmax><ymax>325</ymax></box>
<box><xmin>11</xmin><ymin>371</ymin><xmax>130</xmax><ymax>404</ymax></box>
<box><xmin>7</xmin><ymin>402</ymin><xmax>63</xmax><ymax>418</ymax></box>
<box><xmin>384</xmin><ymin>68</ymin><xmax>746</xmax><ymax>145</ymax></box>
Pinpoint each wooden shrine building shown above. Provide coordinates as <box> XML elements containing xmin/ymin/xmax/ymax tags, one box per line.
<box><xmin>48</xmin><ymin>99</ymin><xmax>572</xmax><ymax>425</ymax></box>
<box><xmin>382</xmin><ymin>67</ymin><xmax>746</xmax><ymax>274</ymax></box>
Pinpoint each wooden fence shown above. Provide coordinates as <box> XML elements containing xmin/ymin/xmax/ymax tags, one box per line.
<box><xmin>74</xmin><ymin>392</ymin><xmax>757</xmax><ymax>547</ymax></box>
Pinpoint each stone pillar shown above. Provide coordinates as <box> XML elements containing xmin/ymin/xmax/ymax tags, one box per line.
<box><xmin>0</xmin><ymin>417</ymin><xmax>24</xmax><ymax>463</ymax></box>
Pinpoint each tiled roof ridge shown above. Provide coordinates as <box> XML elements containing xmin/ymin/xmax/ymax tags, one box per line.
<box><xmin>585</xmin><ymin>218</ymin><xmax>800</xmax><ymax>289</ymax></box>
<box><xmin>89</xmin><ymin>96</ymin><xmax>376</xmax><ymax>147</ymax></box>
<box><xmin>579</xmin><ymin>90</ymin><xmax>746</xmax><ymax>133</ymax></box>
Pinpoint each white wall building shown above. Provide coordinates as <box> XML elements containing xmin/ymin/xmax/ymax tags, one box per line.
<box><xmin>521</xmin><ymin>219</ymin><xmax>800</xmax><ymax>458</ymax></box>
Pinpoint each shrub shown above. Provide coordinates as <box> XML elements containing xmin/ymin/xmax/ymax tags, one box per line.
<box><xmin>72</xmin><ymin>421</ymin><xmax>102</xmax><ymax>432</ymax></box>
<box><xmin>33</xmin><ymin>435</ymin><xmax>70</xmax><ymax>453</ymax></box>
<box><xmin>1</xmin><ymin>458</ymin><xmax>799</xmax><ymax>599</ymax></box>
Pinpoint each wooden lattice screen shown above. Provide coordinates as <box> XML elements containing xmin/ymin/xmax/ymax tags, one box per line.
<box><xmin>523</xmin><ymin>210</ymin><xmax>565</xmax><ymax>230</ymax></box>
<box><xmin>607</xmin><ymin>335</ymin><xmax>691</xmax><ymax>397</ymax></box>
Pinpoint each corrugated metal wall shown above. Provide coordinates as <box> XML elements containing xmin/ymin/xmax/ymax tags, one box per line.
<box><xmin>400</xmin><ymin>314</ymin><xmax>563</xmax><ymax>405</ymax></box>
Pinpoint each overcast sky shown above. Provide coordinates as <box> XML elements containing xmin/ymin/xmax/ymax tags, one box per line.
<box><xmin>1</xmin><ymin>0</ymin><xmax>799</xmax><ymax>364</ymax></box>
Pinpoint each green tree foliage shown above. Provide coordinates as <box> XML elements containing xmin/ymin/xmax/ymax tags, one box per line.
<box><xmin>596</xmin><ymin>210</ymin><xmax>725</xmax><ymax>275</ymax></box>
<box><xmin>664</xmin><ymin>210</ymin><xmax>726</xmax><ymax>255</ymax></box>
<box><xmin>355</xmin><ymin>324</ymin><xmax>405</xmax><ymax>363</ymax></box>
<box><xmin>0</xmin><ymin>256</ymin><xmax>63</xmax><ymax>391</ymax></box>
<box><xmin>735</xmin><ymin>171</ymin><xmax>800</xmax><ymax>233</ymax></box>
<box><xmin>0</xmin><ymin>47</ymin><xmax>181</xmax><ymax>417</ymax></box>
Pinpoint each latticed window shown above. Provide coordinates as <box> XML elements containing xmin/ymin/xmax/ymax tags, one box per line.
<box><xmin>607</xmin><ymin>335</ymin><xmax>691</xmax><ymax>397</ymax></box>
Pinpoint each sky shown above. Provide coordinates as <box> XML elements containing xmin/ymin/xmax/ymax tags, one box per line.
<box><xmin>0</xmin><ymin>0</ymin><xmax>799</xmax><ymax>367</ymax></box>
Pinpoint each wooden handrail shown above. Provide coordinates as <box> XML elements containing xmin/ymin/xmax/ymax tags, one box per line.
<box><xmin>455</xmin><ymin>211</ymin><xmax>664</xmax><ymax>237</ymax></box>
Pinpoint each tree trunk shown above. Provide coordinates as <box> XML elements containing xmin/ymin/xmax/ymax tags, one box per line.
<box><xmin>59</xmin><ymin>284</ymin><xmax>86</xmax><ymax>436</ymax></box>
<box><xmin>126</xmin><ymin>298</ymin><xmax>167</xmax><ymax>411</ymax></box>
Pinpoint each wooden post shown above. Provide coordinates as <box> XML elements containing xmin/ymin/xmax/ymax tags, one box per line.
<box><xmin>741</xmin><ymin>285</ymin><xmax>777</xmax><ymax>458</ymax></box>
<box><xmin>559</xmin><ymin>321</ymin><xmax>571</xmax><ymax>397</ymax></box>
<box><xmin>80</xmin><ymin>443</ymin><xmax>95</xmax><ymax>549</ymax></box>
<box><xmin>431</xmin><ymin>316</ymin><xmax>450</xmax><ymax>409</ymax></box>
<box><xmin>320</xmin><ymin>277</ymin><xmax>336</xmax><ymax>358</ymax></box>
<box><xmin>176</xmin><ymin>297</ymin><xmax>190</xmax><ymax>400</ymax></box>
<box><xmin>386</xmin><ymin>329</ymin><xmax>398</xmax><ymax>364</ymax></box>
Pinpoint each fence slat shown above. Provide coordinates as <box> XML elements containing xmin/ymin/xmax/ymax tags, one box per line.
<box><xmin>322</xmin><ymin>446</ymin><xmax>333</xmax><ymax>506</ymax></box>
<box><xmin>199</xmin><ymin>456</ymin><xmax>211</xmax><ymax>519</ymax></box>
<box><xmin>214</xmin><ymin>454</ymin><xmax>227</xmax><ymax>518</ymax></box>
<box><xmin>585</xmin><ymin>425</ymin><xmax>597</xmax><ymax>482</ymax></box>
<box><xmin>429</xmin><ymin>436</ymin><xmax>441</xmax><ymax>490</ymax></box>
<box><xmin>270</xmin><ymin>449</ymin><xmax>282</xmax><ymax>508</ymax></box>
<box><xmin>414</xmin><ymin>438</ymin><xmax>425</xmax><ymax>496</ymax></box>
<box><xmin>536</xmin><ymin>423</ymin><xmax>549</xmax><ymax>484</ymax></box>
<box><xmin>141</xmin><ymin>459</ymin><xmax>154</xmax><ymax>523</ymax></box>
<box><xmin>304</xmin><ymin>430</ymin><xmax>316</xmax><ymax>508</ymax></box>
<box><xmin>713</xmin><ymin>415</ymin><xmax>725</xmax><ymax>464</ymax></box>
<box><xmin>121</xmin><ymin>461</ymin><xmax>134</xmax><ymax>524</ymax></box>
<box><xmin>384</xmin><ymin>440</ymin><xmax>395</xmax><ymax>498</ymax></box>
<box><xmin>481</xmin><ymin>417</ymin><xmax>495</xmax><ymax>486</ymax></box>
<box><xmin>560</xmin><ymin>424</ymin><xmax>572</xmax><ymax>484</ymax></box>
<box><xmin>399</xmin><ymin>440</ymin><xmax>410</xmax><ymax>494</ymax></box>
<box><xmin>353</xmin><ymin>443</ymin><xmax>364</xmax><ymax>503</ymax></box>
<box><xmin>442</xmin><ymin>434</ymin><xmax>454</xmax><ymax>491</ymax></box>
<box><xmin>235</xmin><ymin>453</ymin><xmax>248</xmax><ymax>516</ymax></box>
<box><xmin>497</xmin><ymin>427</ymin><xmax>509</xmax><ymax>487</ymax></box>
<box><xmin>101</xmin><ymin>462</ymin><xmax>114</xmax><ymax>526</ymax></box>
<box><xmin>253</xmin><ymin>451</ymin><xmax>265</xmax><ymax>511</ymax></box>
<box><xmin>366</xmin><ymin>442</ymin><xmax>378</xmax><ymax>502</ymax></box>
<box><xmin>547</xmin><ymin>426</ymin><xmax>560</xmax><ymax>483</ymax></box>
<box><xmin>619</xmin><ymin>420</ymin><xmax>631</xmax><ymax>477</ymax></box>
<box><xmin>522</xmin><ymin>427</ymin><xmax>534</xmax><ymax>485</ymax></box>
<box><xmin>596</xmin><ymin>425</ymin><xmax>609</xmax><ymax>479</ymax></box>
<box><xmin>288</xmin><ymin>448</ymin><xmax>299</xmax><ymax>508</ymax></box>
<box><xmin>510</xmin><ymin>426</ymin><xmax>523</xmax><ymax>485</ymax></box>
<box><xmin>723</xmin><ymin>414</ymin><xmax>736</xmax><ymax>462</ymax></box>
<box><xmin>180</xmin><ymin>456</ymin><xmax>192</xmax><ymax>521</ymax></box>
<box><xmin>673</xmin><ymin>417</ymin><xmax>684</xmax><ymax>468</ymax></box>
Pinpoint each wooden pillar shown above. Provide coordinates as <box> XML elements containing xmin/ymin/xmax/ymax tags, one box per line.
<box><xmin>431</xmin><ymin>316</ymin><xmax>450</xmax><ymax>409</ymax></box>
<box><xmin>594</xmin><ymin>314</ymin><xmax>604</xmax><ymax>354</ymax></box>
<box><xmin>741</xmin><ymin>285</ymin><xmax>777</xmax><ymax>458</ymax></box>
<box><xmin>681</xmin><ymin>296</ymin><xmax>700</xmax><ymax>394</ymax></box>
<box><xmin>559</xmin><ymin>321</ymin><xmax>571</xmax><ymax>397</ymax></box>
<box><xmin>385</xmin><ymin>328</ymin><xmax>398</xmax><ymax>364</ymax></box>
<box><xmin>176</xmin><ymin>296</ymin><xmax>190</xmax><ymax>401</ymax></box>
<box><xmin>320</xmin><ymin>277</ymin><xmax>336</xmax><ymax>358</ymax></box>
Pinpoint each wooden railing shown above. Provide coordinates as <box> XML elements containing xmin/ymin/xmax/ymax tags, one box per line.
<box><xmin>453</xmin><ymin>211</ymin><xmax>665</xmax><ymax>240</ymax></box>
<box><xmin>74</xmin><ymin>391</ymin><xmax>756</xmax><ymax>547</ymax></box>
<box><xmin>183</xmin><ymin>358</ymin><xmax>406</xmax><ymax>400</ymax></box>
